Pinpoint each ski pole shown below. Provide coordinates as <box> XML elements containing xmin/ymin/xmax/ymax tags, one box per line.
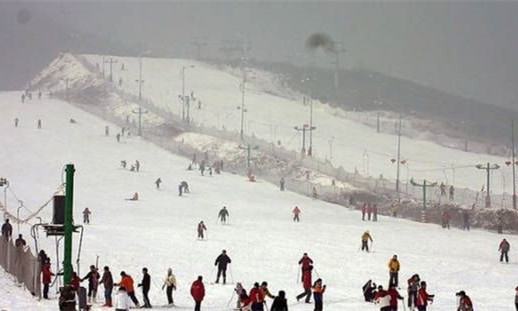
<box><xmin>226</xmin><ymin>289</ymin><xmax>236</xmax><ymax>308</ymax></box>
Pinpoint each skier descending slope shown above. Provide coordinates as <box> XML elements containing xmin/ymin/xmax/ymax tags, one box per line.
<box><xmin>214</xmin><ymin>250</ymin><xmax>231</xmax><ymax>284</ymax></box>
<box><xmin>361</xmin><ymin>231</ymin><xmax>373</xmax><ymax>252</ymax></box>
<box><xmin>197</xmin><ymin>221</ymin><xmax>207</xmax><ymax>240</ymax></box>
<box><xmin>218</xmin><ymin>206</ymin><xmax>229</xmax><ymax>224</ymax></box>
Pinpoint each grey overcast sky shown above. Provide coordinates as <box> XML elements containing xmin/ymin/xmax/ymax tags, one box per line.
<box><xmin>4</xmin><ymin>1</ymin><xmax>518</xmax><ymax>110</ymax></box>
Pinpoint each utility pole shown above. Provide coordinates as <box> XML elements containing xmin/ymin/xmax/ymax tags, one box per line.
<box><xmin>191</xmin><ymin>41</ymin><xmax>207</xmax><ymax>60</ymax></box>
<box><xmin>63</xmin><ymin>164</ymin><xmax>75</xmax><ymax>284</ymax></box>
<box><xmin>331</xmin><ymin>41</ymin><xmax>346</xmax><ymax>90</ymax></box>
<box><xmin>101</xmin><ymin>55</ymin><xmax>106</xmax><ymax>79</ymax></box>
<box><xmin>294</xmin><ymin>124</ymin><xmax>316</xmax><ymax>155</ymax></box>
<box><xmin>136</xmin><ymin>58</ymin><xmax>145</xmax><ymax>101</ymax></box>
<box><xmin>377</xmin><ymin>112</ymin><xmax>380</xmax><ymax>133</ymax></box>
<box><xmin>410</xmin><ymin>178</ymin><xmax>437</xmax><ymax>210</ymax></box>
<box><xmin>475</xmin><ymin>162</ymin><xmax>500</xmax><ymax>208</ymax></box>
<box><xmin>512</xmin><ymin>120</ymin><xmax>516</xmax><ymax>209</ymax></box>
<box><xmin>238</xmin><ymin>41</ymin><xmax>249</xmax><ymax>140</ymax></box>
<box><xmin>396</xmin><ymin>114</ymin><xmax>402</xmax><ymax>194</ymax></box>
<box><xmin>132</xmin><ymin>107</ymin><xmax>148</xmax><ymax>136</ymax></box>
<box><xmin>180</xmin><ymin>65</ymin><xmax>195</xmax><ymax>122</ymax></box>
<box><xmin>238</xmin><ymin>144</ymin><xmax>259</xmax><ymax>169</ymax></box>
<box><xmin>105</xmin><ymin>57</ymin><xmax>118</xmax><ymax>82</ymax></box>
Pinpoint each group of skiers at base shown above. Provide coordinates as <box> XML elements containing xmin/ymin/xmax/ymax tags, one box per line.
<box><xmin>361</xmin><ymin>203</ymin><xmax>378</xmax><ymax>221</ymax></box>
<box><xmin>234</xmin><ymin>281</ymin><xmax>288</xmax><ymax>311</ymax></box>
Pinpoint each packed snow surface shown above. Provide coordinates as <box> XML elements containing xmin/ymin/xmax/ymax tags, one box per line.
<box><xmin>0</xmin><ymin>92</ymin><xmax>516</xmax><ymax>310</ymax></box>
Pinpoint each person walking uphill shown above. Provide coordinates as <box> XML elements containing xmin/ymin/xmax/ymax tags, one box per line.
<box><xmin>214</xmin><ymin>249</ymin><xmax>232</xmax><ymax>284</ymax></box>
<box><xmin>298</xmin><ymin>253</ymin><xmax>313</xmax><ymax>281</ymax></box>
<box><xmin>190</xmin><ymin>276</ymin><xmax>205</xmax><ymax>311</ymax></box>
<box><xmin>162</xmin><ymin>268</ymin><xmax>176</xmax><ymax>305</ymax></box>
<box><xmin>361</xmin><ymin>231</ymin><xmax>373</xmax><ymax>252</ymax></box>
<box><xmin>499</xmin><ymin>238</ymin><xmax>510</xmax><ymax>263</ymax></box>
<box><xmin>197</xmin><ymin>221</ymin><xmax>207</xmax><ymax>240</ymax></box>
<box><xmin>312</xmin><ymin>278</ymin><xmax>326</xmax><ymax>311</ymax></box>
<box><xmin>116</xmin><ymin>271</ymin><xmax>139</xmax><ymax>308</ymax></box>
<box><xmin>388</xmin><ymin>255</ymin><xmax>400</xmax><ymax>287</ymax></box>
<box><xmin>81</xmin><ymin>265</ymin><xmax>100</xmax><ymax>303</ymax></box>
<box><xmin>100</xmin><ymin>266</ymin><xmax>114</xmax><ymax>307</ymax></box>
<box><xmin>138</xmin><ymin>267</ymin><xmax>152</xmax><ymax>308</ymax></box>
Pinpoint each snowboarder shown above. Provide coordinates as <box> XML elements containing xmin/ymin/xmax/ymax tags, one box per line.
<box><xmin>82</xmin><ymin>207</ymin><xmax>91</xmax><ymax>224</ymax></box>
<box><xmin>456</xmin><ymin>291</ymin><xmax>473</xmax><ymax>311</ymax></box>
<box><xmin>214</xmin><ymin>249</ymin><xmax>231</xmax><ymax>284</ymax></box>
<box><xmin>137</xmin><ymin>267</ymin><xmax>151</xmax><ymax>308</ymax></box>
<box><xmin>296</xmin><ymin>264</ymin><xmax>313</xmax><ymax>303</ymax></box>
<box><xmin>15</xmin><ymin>234</ymin><xmax>26</xmax><ymax>248</ymax></box>
<box><xmin>362</xmin><ymin>203</ymin><xmax>367</xmax><ymax>221</ymax></box>
<box><xmin>442</xmin><ymin>210</ymin><xmax>451</xmax><ymax>229</ymax></box>
<box><xmin>162</xmin><ymin>268</ymin><xmax>176</xmax><ymax>305</ymax></box>
<box><xmin>42</xmin><ymin>260</ymin><xmax>54</xmax><ymax>299</ymax></box>
<box><xmin>367</xmin><ymin>203</ymin><xmax>372</xmax><ymax>221</ymax></box>
<box><xmin>37</xmin><ymin>119</ymin><xmax>42</xmax><ymax>129</ymax></box>
<box><xmin>462</xmin><ymin>210</ymin><xmax>470</xmax><ymax>231</ymax></box>
<box><xmin>312</xmin><ymin>279</ymin><xmax>326</xmax><ymax>311</ymax></box>
<box><xmin>135</xmin><ymin>160</ymin><xmax>140</xmax><ymax>172</ymax></box>
<box><xmin>499</xmin><ymin>238</ymin><xmax>510</xmax><ymax>263</ymax></box>
<box><xmin>81</xmin><ymin>265</ymin><xmax>100</xmax><ymax>303</ymax></box>
<box><xmin>362</xmin><ymin>280</ymin><xmax>377</xmax><ymax>302</ymax></box>
<box><xmin>116</xmin><ymin>271</ymin><xmax>139</xmax><ymax>307</ymax></box>
<box><xmin>361</xmin><ymin>231</ymin><xmax>373</xmax><ymax>252</ymax></box>
<box><xmin>14</xmin><ymin>118</ymin><xmax>19</xmax><ymax>127</ymax></box>
<box><xmin>190</xmin><ymin>276</ymin><xmax>205</xmax><ymax>311</ymax></box>
<box><xmin>373</xmin><ymin>204</ymin><xmax>378</xmax><ymax>222</ymax></box>
<box><xmin>249</xmin><ymin>282</ymin><xmax>265</xmax><ymax>311</ymax></box>
<box><xmin>280</xmin><ymin>177</ymin><xmax>286</xmax><ymax>191</ymax></box>
<box><xmin>100</xmin><ymin>266</ymin><xmax>113</xmax><ymax>307</ymax></box>
<box><xmin>198</xmin><ymin>221</ymin><xmax>207</xmax><ymax>240</ymax></box>
<box><xmin>116</xmin><ymin>133</ymin><xmax>121</xmax><ymax>143</ymax></box>
<box><xmin>126</xmin><ymin>192</ymin><xmax>139</xmax><ymax>201</ymax></box>
<box><xmin>218</xmin><ymin>206</ymin><xmax>229</xmax><ymax>224</ymax></box>
<box><xmin>388</xmin><ymin>255</ymin><xmax>400</xmax><ymax>287</ymax></box>
<box><xmin>293</xmin><ymin>206</ymin><xmax>301</xmax><ymax>222</ymax></box>
<box><xmin>1</xmin><ymin>219</ymin><xmax>12</xmax><ymax>240</ymax></box>
<box><xmin>114</xmin><ymin>286</ymin><xmax>132</xmax><ymax>311</ymax></box>
<box><xmin>270</xmin><ymin>290</ymin><xmax>288</xmax><ymax>311</ymax></box>
<box><xmin>298</xmin><ymin>253</ymin><xmax>313</xmax><ymax>281</ymax></box>
<box><xmin>407</xmin><ymin>274</ymin><xmax>420</xmax><ymax>309</ymax></box>
<box><xmin>415</xmin><ymin>281</ymin><xmax>434</xmax><ymax>311</ymax></box>
<box><xmin>155</xmin><ymin>177</ymin><xmax>162</xmax><ymax>190</ymax></box>
<box><xmin>449</xmin><ymin>185</ymin><xmax>455</xmax><ymax>201</ymax></box>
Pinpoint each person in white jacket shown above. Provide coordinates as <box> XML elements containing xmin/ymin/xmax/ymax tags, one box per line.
<box><xmin>115</xmin><ymin>287</ymin><xmax>132</xmax><ymax>311</ymax></box>
<box><xmin>162</xmin><ymin>268</ymin><xmax>177</xmax><ymax>305</ymax></box>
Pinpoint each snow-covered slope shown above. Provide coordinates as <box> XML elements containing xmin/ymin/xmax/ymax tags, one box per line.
<box><xmin>75</xmin><ymin>54</ymin><xmax>515</xmax><ymax>200</ymax></box>
<box><xmin>1</xmin><ymin>92</ymin><xmax>517</xmax><ymax>310</ymax></box>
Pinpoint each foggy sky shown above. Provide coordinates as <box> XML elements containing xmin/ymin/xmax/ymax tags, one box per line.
<box><xmin>4</xmin><ymin>1</ymin><xmax>518</xmax><ymax>110</ymax></box>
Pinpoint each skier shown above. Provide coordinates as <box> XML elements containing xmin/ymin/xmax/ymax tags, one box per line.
<box><xmin>15</xmin><ymin>234</ymin><xmax>26</xmax><ymax>248</ymax></box>
<box><xmin>456</xmin><ymin>291</ymin><xmax>473</xmax><ymax>311</ymax></box>
<box><xmin>362</xmin><ymin>280</ymin><xmax>377</xmax><ymax>302</ymax></box>
<box><xmin>234</xmin><ymin>282</ymin><xmax>246</xmax><ymax>310</ymax></box>
<box><xmin>116</xmin><ymin>271</ymin><xmax>139</xmax><ymax>307</ymax></box>
<box><xmin>449</xmin><ymin>185</ymin><xmax>455</xmax><ymax>201</ymax></box>
<box><xmin>214</xmin><ymin>249</ymin><xmax>231</xmax><ymax>284</ymax></box>
<box><xmin>362</xmin><ymin>203</ymin><xmax>367</xmax><ymax>221</ymax></box>
<box><xmin>249</xmin><ymin>282</ymin><xmax>265</xmax><ymax>311</ymax></box>
<box><xmin>442</xmin><ymin>210</ymin><xmax>451</xmax><ymax>229</ymax></box>
<box><xmin>137</xmin><ymin>267</ymin><xmax>151</xmax><ymax>308</ymax></box>
<box><xmin>42</xmin><ymin>260</ymin><xmax>54</xmax><ymax>299</ymax></box>
<box><xmin>499</xmin><ymin>238</ymin><xmax>510</xmax><ymax>263</ymax></box>
<box><xmin>82</xmin><ymin>207</ymin><xmax>91</xmax><ymax>224</ymax></box>
<box><xmin>372</xmin><ymin>204</ymin><xmax>378</xmax><ymax>222</ymax></box>
<box><xmin>387</xmin><ymin>284</ymin><xmax>404</xmax><ymax>311</ymax></box>
<box><xmin>114</xmin><ymin>286</ymin><xmax>132</xmax><ymax>311</ymax></box>
<box><xmin>197</xmin><ymin>221</ymin><xmax>207</xmax><ymax>240</ymax></box>
<box><xmin>37</xmin><ymin>119</ymin><xmax>42</xmax><ymax>129</ymax></box>
<box><xmin>388</xmin><ymin>255</ymin><xmax>400</xmax><ymax>287</ymax></box>
<box><xmin>296</xmin><ymin>265</ymin><xmax>313</xmax><ymax>303</ymax></box>
<box><xmin>218</xmin><ymin>206</ymin><xmax>229</xmax><ymax>224</ymax></box>
<box><xmin>312</xmin><ymin>278</ymin><xmax>326</xmax><ymax>311</ymax></box>
<box><xmin>361</xmin><ymin>231</ymin><xmax>373</xmax><ymax>252</ymax></box>
<box><xmin>440</xmin><ymin>183</ymin><xmax>446</xmax><ymax>196</ymax></box>
<box><xmin>99</xmin><ymin>266</ymin><xmax>113</xmax><ymax>307</ymax></box>
<box><xmin>162</xmin><ymin>268</ymin><xmax>176</xmax><ymax>305</ymax></box>
<box><xmin>1</xmin><ymin>219</ymin><xmax>12</xmax><ymax>240</ymax></box>
<box><xmin>462</xmin><ymin>210</ymin><xmax>470</xmax><ymax>231</ymax></box>
<box><xmin>116</xmin><ymin>133</ymin><xmax>121</xmax><ymax>143</ymax></box>
<box><xmin>298</xmin><ymin>253</ymin><xmax>313</xmax><ymax>281</ymax></box>
<box><xmin>155</xmin><ymin>177</ymin><xmax>162</xmax><ymax>190</ymax></box>
<box><xmin>81</xmin><ymin>265</ymin><xmax>100</xmax><ymax>303</ymax></box>
<box><xmin>367</xmin><ymin>203</ymin><xmax>372</xmax><ymax>221</ymax></box>
<box><xmin>270</xmin><ymin>290</ymin><xmax>288</xmax><ymax>311</ymax></box>
<box><xmin>280</xmin><ymin>177</ymin><xmax>286</xmax><ymax>191</ymax></box>
<box><xmin>292</xmin><ymin>206</ymin><xmax>301</xmax><ymax>222</ymax></box>
<box><xmin>407</xmin><ymin>274</ymin><xmax>420</xmax><ymax>309</ymax></box>
<box><xmin>415</xmin><ymin>281</ymin><xmax>434</xmax><ymax>311</ymax></box>
<box><xmin>135</xmin><ymin>160</ymin><xmax>140</xmax><ymax>172</ymax></box>
<box><xmin>14</xmin><ymin>118</ymin><xmax>19</xmax><ymax>127</ymax></box>
<box><xmin>190</xmin><ymin>276</ymin><xmax>205</xmax><ymax>311</ymax></box>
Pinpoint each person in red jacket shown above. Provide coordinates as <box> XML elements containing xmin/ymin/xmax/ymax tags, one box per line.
<box><xmin>249</xmin><ymin>282</ymin><xmax>265</xmax><ymax>311</ymax></box>
<box><xmin>415</xmin><ymin>281</ymin><xmax>434</xmax><ymax>311</ymax></box>
<box><xmin>190</xmin><ymin>276</ymin><xmax>205</xmax><ymax>311</ymax></box>
<box><xmin>197</xmin><ymin>221</ymin><xmax>207</xmax><ymax>240</ymax></box>
<box><xmin>298</xmin><ymin>253</ymin><xmax>313</xmax><ymax>281</ymax></box>
<box><xmin>292</xmin><ymin>206</ymin><xmax>301</xmax><ymax>222</ymax></box>
<box><xmin>361</xmin><ymin>203</ymin><xmax>367</xmax><ymax>221</ymax></box>
<box><xmin>456</xmin><ymin>291</ymin><xmax>473</xmax><ymax>311</ymax></box>
<box><xmin>296</xmin><ymin>265</ymin><xmax>313</xmax><ymax>303</ymax></box>
<box><xmin>387</xmin><ymin>284</ymin><xmax>404</xmax><ymax>310</ymax></box>
<box><xmin>42</xmin><ymin>260</ymin><xmax>54</xmax><ymax>299</ymax></box>
<box><xmin>374</xmin><ymin>285</ymin><xmax>391</xmax><ymax>311</ymax></box>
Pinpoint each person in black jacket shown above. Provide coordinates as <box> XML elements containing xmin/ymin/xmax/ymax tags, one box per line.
<box><xmin>1</xmin><ymin>219</ymin><xmax>12</xmax><ymax>240</ymax></box>
<box><xmin>99</xmin><ymin>266</ymin><xmax>113</xmax><ymax>307</ymax></box>
<box><xmin>138</xmin><ymin>267</ymin><xmax>152</xmax><ymax>308</ymax></box>
<box><xmin>214</xmin><ymin>250</ymin><xmax>231</xmax><ymax>284</ymax></box>
<box><xmin>271</xmin><ymin>290</ymin><xmax>288</xmax><ymax>311</ymax></box>
<box><xmin>81</xmin><ymin>265</ymin><xmax>100</xmax><ymax>303</ymax></box>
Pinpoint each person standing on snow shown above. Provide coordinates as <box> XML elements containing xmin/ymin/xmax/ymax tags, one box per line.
<box><xmin>214</xmin><ymin>249</ymin><xmax>231</xmax><ymax>284</ymax></box>
<box><xmin>280</xmin><ymin>177</ymin><xmax>286</xmax><ymax>191</ymax></box>
<box><xmin>462</xmin><ymin>211</ymin><xmax>470</xmax><ymax>231</ymax></box>
<box><xmin>162</xmin><ymin>268</ymin><xmax>176</xmax><ymax>305</ymax></box>
<box><xmin>190</xmin><ymin>276</ymin><xmax>205</xmax><ymax>311</ymax></box>
<box><xmin>249</xmin><ymin>282</ymin><xmax>265</xmax><ymax>311</ymax></box>
<box><xmin>415</xmin><ymin>281</ymin><xmax>434</xmax><ymax>311</ymax></box>
<box><xmin>137</xmin><ymin>267</ymin><xmax>152</xmax><ymax>308</ymax></box>
<box><xmin>42</xmin><ymin>260</ymin><xmax>54</xmax><ymax>299</ymax></box>
<box><xmin>407</xmin><ymin>274</ymin><xmax>420</xmax><ymax>309</ymax></box>
<box><xmin>312</xmin><ymin>278</ymin><xmax>326</xmax><ymax>311</ymax></box>
<box><xmin>14</xmin><ymin>118</ymin><xmax>19</xmax><ymax>127</ymax></box>
<box><xmin>499</xmin><ymin>238</ymin><xmax>510</xmax><ymax>263</ymax></box>
<box><xmin>361</xmin><ymin>231</ymin><xmax>373</xmax><ymax>252</ymax></box>
<box><xmin>81</xmin><ymin>265</ymin><xmax>100</xmax><ymax>303</ymax></box>
<box><xmin>82</xmin><ymin>207</ymin><xmax>91</xmax><ymax>224</ymax></box>
<box><xmin>155</xmin><ymin>178</ymin><xmax>162</xmax><ymax>190</ymax></box>
<box><xmin>197</xmin><ymin>221</ymin><xmax>207</xmax><ymax>240</ymax></box>
<box><xmin>218</xmin><ymin>206</ymin><xmax>229</xmax><ymax>224</ymax></box>
<box><xmin>387</xmin><ymin>284</ymin><xmax>404</xmax><ymax>311</ymax></box>
<box><xmin>298</xmin><ymin>253</ymin><xmax>313</xmax><ymax>281</ymax></box>
<box><xmin>270</xmin><ymin>290</ymin><xmax>288</xmax><ymax>311</ymax></box>
<box><xmin>116</xmin><ymin>271</ymin><xmax>139</xmax><ymax>307</ymax></box>
<box><xmin>292</xmin><ymin>206</ymin><xmax>301</xmax><ymax>222</ymax></box>
<box><xmin>99</xmin><ymin>266</ymin><xmax>114</xmax><ymax>307</ymax></box>
<box><xmin>372</xmin><ymin>204</ymin><xmax>378</xmax><ymax>222</ymax></box>
<box><xmin>514</xmin><ymin>286</ymin><xmax>518</xmax><ymax>311</ymax></box>
<box><xmin>367</xmin><ymin>203</ymin><xmax>372</xmax><ymax>221</ymax></box>
<box><xmin>296</xmin><ymin>265</ymin><xmax>313</xmax><ymax>303</ymax></box>
<box><xmin>361</xmin><ymin>203</ymin><xmax>367</xmax><ymax>221</ymax></box>
<box><xmin>260</xmin><ymin>281</ymin><xmax>275</xmax><ymax>301</ymax></box>
<box><xmin>388</xmin><ymin>255</ymin><xmax>400</xmax><ymax>287</ymax></box>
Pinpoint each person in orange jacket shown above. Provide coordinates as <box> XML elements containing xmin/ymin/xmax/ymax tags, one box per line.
<box><xmin>116</xmin><ymin>271</ymin><xmax>139</xmax><ymax>307</ymax></box>
<box><xmin>312</xmin><ymin>278</ymin><xmax>326</xmax><ymax>311</ymax></box>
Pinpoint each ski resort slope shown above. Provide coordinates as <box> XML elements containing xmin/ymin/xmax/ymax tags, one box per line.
<box><xmin>0</xmin><ymin>91</ymin><xmax>516</xmax><ymax>310</ymax></box>
<box><xmin>82</xmin><ymin>54</ymin><xmax>514</xmax><ymax>196</ymax></box>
